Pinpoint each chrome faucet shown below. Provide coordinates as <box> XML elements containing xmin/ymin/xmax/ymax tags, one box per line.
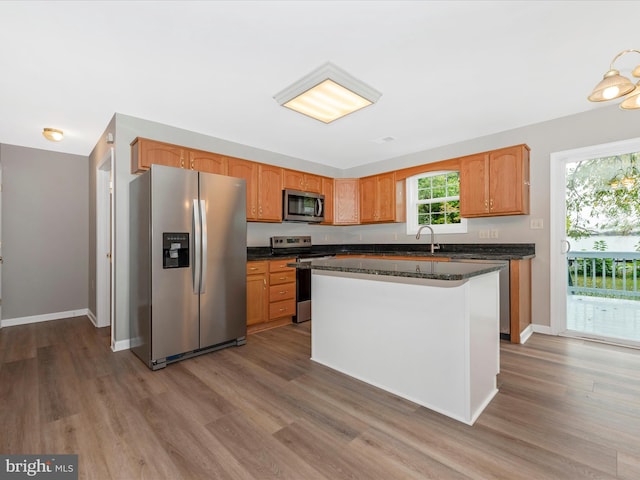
<box><xmin>416</xmin><ymin>225</ymin><xmax>440</xmax><ymax>254</ymax></box>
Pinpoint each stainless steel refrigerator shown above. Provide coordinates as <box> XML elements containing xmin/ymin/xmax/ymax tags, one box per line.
<box><xmin>129</xmin><ymin>164</ymin><xmax>247</xmax><ymax>370</ymax></box>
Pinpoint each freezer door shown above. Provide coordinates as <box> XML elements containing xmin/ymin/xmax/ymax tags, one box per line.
<box><xmin>199</xmin><ymin>172</ymin><xmax>247</xmax><ymax>347</ymax></box>
<box><xmin>151</xmin><ymin>165</ymin><xmax>200</xmax><ymax>361</ymax></box>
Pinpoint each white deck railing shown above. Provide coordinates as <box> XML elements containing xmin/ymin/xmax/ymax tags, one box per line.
<box><xmin>568</xmin><ymin>251</ymin><xmax>640</xmax><ymax>298</ymax></box>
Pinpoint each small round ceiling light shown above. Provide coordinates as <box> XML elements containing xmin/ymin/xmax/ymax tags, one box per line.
<box><xmin>43</xmin><ymin>128</ymin><xmax>64</xmax><ymax>142</ymax></box>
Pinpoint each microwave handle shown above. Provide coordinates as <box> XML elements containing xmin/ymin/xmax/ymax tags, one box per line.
<box><xmin>315</xmin><ymin>197</ymin><xmax>323</xmax><ymax>217</ymax></box>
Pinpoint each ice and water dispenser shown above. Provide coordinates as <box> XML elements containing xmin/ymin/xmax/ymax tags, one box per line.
<box><xmin>162</xmin><ymin>233</ymin><xmax>190</xmax><ymax>269</ymax></box>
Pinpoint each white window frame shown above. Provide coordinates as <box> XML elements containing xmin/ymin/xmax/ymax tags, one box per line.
<box><xmin>406</xmin><ymin>170</ymin><xmax>467</xmax><ymax>235</ymax></box>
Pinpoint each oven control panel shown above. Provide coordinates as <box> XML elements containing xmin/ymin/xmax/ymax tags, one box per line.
<box><xmin>270</xmin><ymin>235</ymin><xmax>312</xmax><ymax>250</ymax></box>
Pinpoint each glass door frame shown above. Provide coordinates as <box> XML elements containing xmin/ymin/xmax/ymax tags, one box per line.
<box><xmin>549</xmin><ymin>137</ymin><xmax>640</xmax><ymax>337</ymax></box>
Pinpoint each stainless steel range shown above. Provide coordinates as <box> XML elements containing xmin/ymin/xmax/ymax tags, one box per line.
<box><xmin>270</xmin><ymin>235</ymin><xmax>333</xmax><ymax>323</ymax></box>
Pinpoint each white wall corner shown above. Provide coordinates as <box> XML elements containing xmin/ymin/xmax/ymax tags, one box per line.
<box><xmin>87</xmin><ymin>309</ymin><xmax>98</xmax><ymax>326</ymax></box>
<box><xmin>111</xmin><ymin>338</ymin><xmax>131</xmax><ymax>352</ymax></box>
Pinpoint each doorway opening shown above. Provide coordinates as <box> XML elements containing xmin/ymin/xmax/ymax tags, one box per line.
<box><xmin>550</xmin><ymin>138</ymin><xmax>640</xmax><ymax>348</ymax></box>
<box><xmin>96</xmin><ymin>149</ymin><xmax>114</xmax><ymax>343</ymax></box>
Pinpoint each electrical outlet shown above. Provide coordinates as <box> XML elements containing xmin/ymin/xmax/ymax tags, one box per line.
<box><xmin>479</xmin><ymin>229</ymin><xmax>489</xmax><ymax>239</ymax></box>
<box><xmin>490</xmin><ymin>229</ymin><xmax>499</xmax><ymax>239</ymax></box>
<box><xmin>530</xmin><ymin>218</ymin><xmax>544</xmax><ymax>229</ymax></box>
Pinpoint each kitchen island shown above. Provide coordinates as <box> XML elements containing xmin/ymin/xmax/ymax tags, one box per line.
<box><xmin>293</xmin><ymin>257</ymin><xmax>505</xmax><ymax>425</ymax></box>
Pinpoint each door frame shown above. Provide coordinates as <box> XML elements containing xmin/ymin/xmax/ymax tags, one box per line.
<box><xmin>96</xmin><ymin>148</ymin><xmax>115</xmax><ymax>332</ymax></box>
<box><xmin>549</xmin><ymin>137</ymin><xmax>640</xmax><ymax>336</ymax></box>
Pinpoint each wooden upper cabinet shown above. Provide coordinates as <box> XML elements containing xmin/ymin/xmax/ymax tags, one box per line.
<box><xmin>131</xmin><ymin>137</ymin><xmax>225</xmax><ymax>175</ymax></box>
<box><xmin>459</xmin><ymin>144</ymin><xmax>530</xmax><ymax>217</ymax></box>
<box><xmin>131</xmin><ymin>137</ymin><xmax>187</xmax><ymax>173</ymax></box>
<box><xmin>131</xmin><ymin>136</ymin><xmax>528</xmax><ymax>224</ymax></box>
<box><xmin>459</xmin><ymin>153</ymin><xmax>489</xmax><ymax>217</ymax></box>
<box><xmin>359</xmin><ymin>172</ymin><xmax>401</xmax><ymax>223</ymax></box>
<box><xmin>334</xmin><ymin>178</ymin><xmax>360</xmax><ymax>225</ymax></box>
<box><xmin>227</xmin><ymin>158</ymin><xmax>284</xmax><ymax>223</ymax></box>
<box><xmin>490</xmin><ymin>145</ymin><xmax>530</xmax><ymax>215</ymax></box>
<box><xmin>257</xmin><ymin>164</ymin><xmax>283</xmax><ymax>222</ymax></box>
<box><xmin>228</xmin><ymin>157</ymin><xmax>259</xmax><ymax>220</ymax></box>
<box><xmin>189</xmin><ymin>150</ymin><xmax>227</xmax><ymax>175</ymax></box>
<box><xmin>282</xmin><ymin>169</ymin><xmax>322</xmax><ymax>194</ymax></box>
<box><xmin>359</xmin><ymin>175</ymin><xmax>375</xmax><ymax>223</ymax></box>
<box><xmin>321</xmin><ymin>177</ymin><xmax>334</xmax><ymax>224</ymax></box>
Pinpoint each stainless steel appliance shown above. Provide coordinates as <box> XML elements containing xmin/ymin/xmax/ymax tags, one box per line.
<box><xmin>283</xmin><ymin>189</ymin><xmax>325</xmax><ymax>223</ymax></box>
<box><xmin>271</xmin><ymin>235</ymin><xmax>333</xmax><ymax>323</ymax></box>
<box><xmin>130</xmin><ymin>164</ymin><xmax>247</xmax><ymax>370</ymax></box>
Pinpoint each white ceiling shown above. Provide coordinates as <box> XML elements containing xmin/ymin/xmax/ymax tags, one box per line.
<box><xmin>1</xmin><ymin>1</ymin><xmax>639</xmax><ymax>169</ymax></box>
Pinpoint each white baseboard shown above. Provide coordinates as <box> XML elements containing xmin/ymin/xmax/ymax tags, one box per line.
<box><xmin>532</xmin><ymin>324</ymin><xmax>554</xmax><ymax>336</ymax></box>
<box><xmin>519</xmin><ymin>324</ymin><xmax>534</xmax><ymax>344</ymax></box>
<box><xmin>1</xmin><ymin>309</ymin><xmax>91</xmax><ymax>328</ymax></box>
<box><xmin>87</xmin><ymin>309</ymin><xmax>98</xmax><ymax>326</ymax></box>
<box><xmin>112</xmin><ymin>338</ymin><xmax>131</xmax><ymax>352</ymax></box>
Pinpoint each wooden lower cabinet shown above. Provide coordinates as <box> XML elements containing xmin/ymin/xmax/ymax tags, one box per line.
<box><xmin>246</xmin><ymin>262</ymin><xmax>268</xmax><ymax>330</ymax></box>
<box><xmin>246</xmin><ymin>258</ymin><xmax>296</xmax><ymax>334</ymax></box>
<box><xmin>268</xmin><ymin>258</ymin><xmax>296</xmax><ymax>322</ymax></box>
<box><xmin>509</xmin><ymin>258</ymin><xmax>532</xmax><ymax>344</ymax></box>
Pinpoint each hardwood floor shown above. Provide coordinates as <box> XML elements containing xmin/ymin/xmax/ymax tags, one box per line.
<box><xmin>1</xmin><ymin>316</ymin><xmax>640</xmax><ymax>479</ymax></box>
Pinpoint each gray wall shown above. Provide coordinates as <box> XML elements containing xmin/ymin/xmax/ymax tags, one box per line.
<box><xmin>94</xmin><ymin>105</ymin><xmax>637</xmax><ymax>344</ymax></box>
<box><xmin>1</xmin><ymin>144</ymin><xmax>88</xmax><ymax>320</ymax></box>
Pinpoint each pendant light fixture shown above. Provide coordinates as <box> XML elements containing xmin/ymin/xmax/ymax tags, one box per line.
<box><xmin>42</xmin><ymin>128</ymin><xmax>64</xmax><ymax>142</ymax></box>
<box><xmin>588</xmin><ymin>49</ymin><xmax>640</xmax><ymax>110</ymax></box>
<box><xmin>274</xmin><ymin>62</ymin><xmax>382</xmax><ymax>123</ymax></box>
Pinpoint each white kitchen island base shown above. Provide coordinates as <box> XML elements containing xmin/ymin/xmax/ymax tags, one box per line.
<box><xmin>311</xmin><ymin>269</ymin><xmax>500</xmax><ymax>425</ymax></box>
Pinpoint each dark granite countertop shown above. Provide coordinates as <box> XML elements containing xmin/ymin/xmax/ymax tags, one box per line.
<box><xmin>288</xmin><ymin>257</ymin><xmax>506</xmax><ymax>281</ymax></box>
<box><xmin>247</xmin><ymin>243</ymin><xmax>535</xmax><ymax>261</ymax></box>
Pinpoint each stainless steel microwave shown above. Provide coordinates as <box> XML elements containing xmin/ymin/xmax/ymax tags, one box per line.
<box><xmin>283</xmin><ymin>189</ymin><xmax>325</xmax><ymax>223</ymax></box>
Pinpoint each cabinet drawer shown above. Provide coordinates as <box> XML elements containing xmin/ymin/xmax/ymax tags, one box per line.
<box><xmin>269</xmin><ymin>283</ymin><xmax>295</xmax><ymax>301</ymax></box>
<box><xmin>269</xmin><ymin>299</ymin><xmax>296</xmax><ymax>319</ymax></box>
<box><xmin>269</xmin><ymin>258</ymin><xmax>296</xmax><ymax>272</ymax></box>
<box><xmin>247</xmin><ymin>261</ymin><xmax>268</xmax><ymax>275</ymax></box>
<box><xmin>269</xmin><ymin>271</ymin><xmax>296</xmax><ymax>285</ymax></box>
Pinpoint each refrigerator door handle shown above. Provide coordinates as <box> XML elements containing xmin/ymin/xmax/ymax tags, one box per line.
<box><xmin>193</xmin><ymin>199</ymin><xmax>201</xmax><ymax>294</ymax></box>
<box><xmin>199</xmin><ymin>198</ymin><xmax>207</xmax><ymax>294</ymax></box>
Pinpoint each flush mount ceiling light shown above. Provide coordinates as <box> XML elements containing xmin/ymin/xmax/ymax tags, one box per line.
<box><xmin>588</xmin><ymin>49</ymin><xmax>640</xmax><ymax>110</ymax></box>
<box><xmin>42</xmin><ymin>128</ymin><xmax>64</xmax><ymax>142</ymax></box>
<box><xmin>274</xmin><ymin>62</ymin><xmax>382</xmax><ymax>123</ymax></box>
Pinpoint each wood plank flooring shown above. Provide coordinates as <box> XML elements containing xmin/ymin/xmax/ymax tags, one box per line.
<box><xmin>1</xmin><ymin>316</ymin><xmax>640</xmax><ymax>479</ymax></box>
